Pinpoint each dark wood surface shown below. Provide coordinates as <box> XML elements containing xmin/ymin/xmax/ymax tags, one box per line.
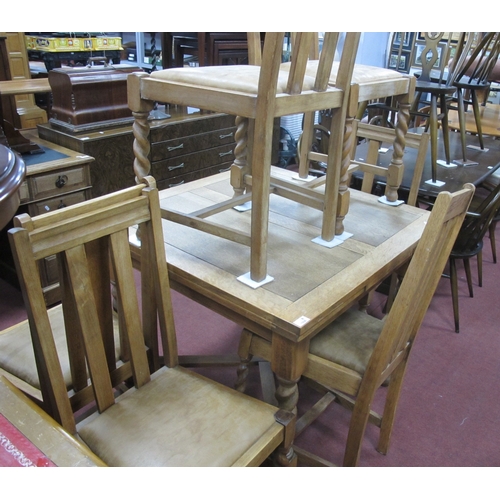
<box><xmin>353</xmin><ymin>128</ymin><xmax>500</xmax><ymax>198</ymax></box>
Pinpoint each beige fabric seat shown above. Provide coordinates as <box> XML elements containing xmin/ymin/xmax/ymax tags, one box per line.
<box><xmin>282</xmin><ymin>60</ymin><xmax>406</xmax><ymax>86</ymax></box>
<box><xmin>151</xmin><ymin>64</ymin><xmax>318</xmax><ymax>95</ymax></box>
<box><xmin>0</xmin><ymin>304</ymin><xmax>120</xmax><ymax>397</ymax></box>
<box><xmin>78</xmin><ymin>365</ymin><xmax>284</xmax><ymax>466</ymax></box>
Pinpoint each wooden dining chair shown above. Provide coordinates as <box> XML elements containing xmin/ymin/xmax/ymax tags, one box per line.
<box><xmin>450</xmin><ymin>32</ymin><xmax>500</xmax><ymax>155</ymax></box>
<box><xmin>236</xmin><ymin>183</ymin><xmax>475</xmax><ymax>466</ymax></box>
<box><xmin>346</xmin><ymin>122</ymin><xmax>430</xmax><ymax>207</ymax></box>
<box><xmin>446</xmin><ymin>181</ymin><xmax>500</xmax><ymax>332</ymax></box>
<box><xmin>411</xmin><ymin>32</ymin><xmax>476</xmax><ymax>178</ymax></box>
<box><xmin>479</xmin><ymin>165</ymin><xmax>500</xmax><ymax>264</ymax></box>
<box><xmin>7</xmin><ymin>176</ymin><xmax>296</xmax><ymax>467</ymax></box>
<box><xmin>282</xmin><ymin>33</ymin><xmax>416</xmax><ymax>234</ymax></box>
<box><xmin>128</xmin><ymin>32</ymin><xmax>360</xmax><ymax>286</ymax></box>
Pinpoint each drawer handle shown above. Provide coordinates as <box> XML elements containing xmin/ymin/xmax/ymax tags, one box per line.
<box><xmin>167</xmin><ymin>143</ymin><xmax>184</xmax><ymax>152</ymax></box>
<box><xmin>219</xmin><ymin>166</ymin><xmax>231</xmax><ymax>173</ymax></box>
<box><xmin>169</xmin><ymin>180</ymin><xmax>185</xmax><ymax>188</ymax></box>
<box><xmin>219</xmin><ymin>132</ymin><xmax>234</xmax><ymax>139</ymax></box>
<box><xmin>55</xmin><ymin>175</ymin><xmax>68</xmax><ymax>188</ymax></box>
<box><xmin>219</xmin><ymin>150</ymin><xmax>233</xmax><ymax>158</ymax></box>
<box><xmin>168</xmin><ymin>162</ymin><xmax>185</xmax><ymax>172</ymax></box>
<box><xmin>58</xmin><ymin>200</ymin><xmax>67</xmax><ymax>209</ymax></box>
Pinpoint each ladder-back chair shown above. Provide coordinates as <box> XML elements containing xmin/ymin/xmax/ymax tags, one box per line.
<box><xmin>281</xmin><ymin>33</ymin><xmax>416</xmax><ymax>234</ymax></box>
<box><xmin>8</xmin><ymin>177</ymin><xmax>296</xmax><ymax>466</ymax></box>
<box><xmin>128</xmin><ymin>32</ymin><xmax>360</xmax><ymax>286</ymax></box>
<box><xmin>447</xmin><ymin>180</ymin><xmax>500</xmax><ymax>332</ymax></box>
<box><xmin>236</xmin><ymin>183</ymin><xmax>475</xmax><ymax>466</ymax></box>
<box><xmin>350</xmin><ymin>122</ymin><xmax>430</xmax><ymax>207</ymax></box>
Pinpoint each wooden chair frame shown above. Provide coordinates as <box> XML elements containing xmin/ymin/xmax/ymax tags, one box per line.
<box><xmin>287</xmin><ymin>32</ymin><xmax>416</xmax><ymax>234</ymax></box>
<box><xmin>128</xmin><ymin>32</ymin><xmax>361</xmax><ymax>286</ymax></box>
<box><xmin>350</xmin><ymin>121</ymin><xmax>430</xmax><ymax>207</ymax></box>
<box><xmin>8</xmin><ymin>176</ymin><xmax>296</xmax><ymax>466</ymax></box>
<box><xmin>236</xmin><ymin>183</ymin><xmax>475</xmax><ymax>466</ymax></box>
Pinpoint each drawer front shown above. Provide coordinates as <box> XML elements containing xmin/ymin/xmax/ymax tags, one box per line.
<box><xmin>29</xmin><ymin>165</ymin><xmax>91</xmax><ymax>201</ymax></box>
<box><xmin>152</xmin><ymin>144</ymin><xmax>234</xmax><ymax>181</ymax></box>
<box><xmin>151</xmin><ymin>127</ymin><xmax>236</xmax><ymax>162</ymax></box>
<box><xmin>29</xmin><ymin>189</ymin><xmax>91</xmax><ymax>216</ymax></box>
<box><xmin>19</xmin><ymin>181</ymin><xmax>30</xmax><ymax>204</ymax></box>
<box><xmin>150</xmin><ymin>114</ymin><xmax>236</xmax><ymax>143</ymax></box>
<box><xmin>157</xmin><ymin>162</ymin><xmax>232</xmax><ymax>190</ymax></box>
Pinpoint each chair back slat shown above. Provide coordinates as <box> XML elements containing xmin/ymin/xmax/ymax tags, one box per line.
<box><xmin>109</xmin><ymin>229</ymin><xmax>151</xmax><ymax>387</ymax></box>
<box><xmin>246</xmin><ymin>32</ymin><xmax>262</xmax><ymax>66</ymax></box>
<box><xmin>456</xmin><ymin>32</ymin><xmax>500</xmax><ymax>84</ymax></box>
<box><xmin>285</xmin><ymin>32</ymin><xmax>315</xmax><ymax>94</ymax></box>
<box><xmin>314</xmin><ymin>32</ymin><xmax>339</xmax><ymax>91</ymax></box>
<box><xmin>62</xmin><ymin>243</ymin><xmax>116</xmax><ymax>413</ymax></box>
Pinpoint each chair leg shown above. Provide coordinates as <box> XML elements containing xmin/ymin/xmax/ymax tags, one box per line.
<box><xmin>343</xmin><ymin>393</ymin><xmax>373</xmax><ymax>467</ymax></box>
<box><xmin>235</xmin><ymin>329</ymin><xmax>254</xmax><ymax>393</ymax></box>
<box><xmin>490</xmin><ymin>221</ymin><xmax>497</xmax><ymax>264</ymax></box>
<box><xmin>477</xmin><ymin>250</ymin><xmax>483</xmax><ymax>287</ymax></box>
<box><xmin>471</xmin><ymin>90</ymin><xmax>485</xmax><ymax>150</ymax></box>
<box><xmin>463</xmin><ymin>258</ymin><xmax>474</xmax><ymax>297</ymax></box>
<box><xmin>449</xmin><ymin>258</ymin><xmax>460</xmax><ymax>333</ymax></box>
<box><xmin>429</xmin><ymin>95</ymin><xmax>439</xmax><ymax>182</ymax></box>
<box><xmin>377</xmin><ymin>360</ymin><xmax>408</xmax><ymax>455</ymax></box>
<box><xmin>439</xmin><ymin>94</ymin><xmax>451</xmax><ymax>165</ymax></box>
<box><xmin>456</xmin><ymin>88</ymin><xmax>468</xmax><ymax>163</ymax></box>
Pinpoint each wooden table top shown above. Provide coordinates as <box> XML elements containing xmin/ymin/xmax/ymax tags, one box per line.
<box><xmin>448</xmin><ymin>103</ymin><xmax>500</xmax><ymax>138</ymax></box>
<box><xmin>155</xmin><ymin>168</ymin><xmax>429</xmax><ymax>343</ymax></box>
<box><xmin>0</xmin><ymin>376</ymin><xmax>104</xmax><ymax>467</ymax></box>
<box><xmin>20</xmin><ymin>129</ymin><xmax>94</xmax><ymax>176</ymax></box>
<box><xmin>0</xmin><ymin>78</ymin><xmax>50</xmax><ymax>96</ymax></box>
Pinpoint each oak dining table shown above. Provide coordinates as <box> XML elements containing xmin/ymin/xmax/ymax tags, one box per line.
<box><xmin>133</xmin><ymin>167</ymin><xmax>430</xmax><ymax>413</ymax></box>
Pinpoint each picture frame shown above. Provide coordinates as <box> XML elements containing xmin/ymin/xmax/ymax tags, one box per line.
<box><xmin>388</xmin><ymin>50</ymin><xmax>411</xmax><ymax>72</ymax></box>
<box><xmin>392</xmin><ymin>32</ymin><xmax>415</xmax><ymax>51</ymax></box>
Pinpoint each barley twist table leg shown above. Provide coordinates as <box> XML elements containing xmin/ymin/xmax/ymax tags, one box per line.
<box><xmin>230</xmin><ymin>116</ymin><xmax>251</xmax><ymax>197</ymax></box>
<box><xmin>132</xmin><ymin>109</ymin><xmax>152</xmax><ymax>184</ymax></box>
<box><xmin>385</xmin><ymin>96</ymin><xmax>410</xmax><ymax>202</ymax></box>
<box><xmin>335</xmin><ymin>114</ymin><xmax>355</xmax><ymax>235</ymax></box>
<box><xmin>275</xmin><ymin>375</ymin><xmax>300</xmax><ymax>414</ymax></box>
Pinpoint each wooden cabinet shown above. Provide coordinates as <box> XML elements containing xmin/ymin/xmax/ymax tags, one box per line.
<box><xmin>0</xmin><ymin>130</ymin><xmax>93</xmax><ymax>305</ymax></box>
<box><xmin>149</xmin><ymin>113</ymin><xmax>236</xmax><ymax>190</ymax></box>
<box><xmin>37</xmin><ymin>109</ymin><xmax>238</xmax><ymax>198</ymax></box>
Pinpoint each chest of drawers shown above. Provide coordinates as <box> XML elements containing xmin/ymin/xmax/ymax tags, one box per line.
<box><xmin>149</xmin><ymin>113</ymin><xmax>236</xmax><ymax>190</ymax></box>
<box><xmin>38</xmin><ymin>110</ymin><xmax>237</xmax><ymax>197</ymax></box>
